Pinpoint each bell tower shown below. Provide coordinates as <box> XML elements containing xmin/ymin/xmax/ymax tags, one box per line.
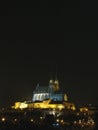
<box><xmin>53</xmin><ymin>71</ymin><xmax>60</xmax><ymax>91</ymax></box>
<box><xmin>54</xmin><ymin>79</ymin><xmax>59</xmax><ymax>91</ymax></box>
<box><xmin>49</xmin><ymin>78</ymin><xmax>54</xmax><ymax>94</ymax></box>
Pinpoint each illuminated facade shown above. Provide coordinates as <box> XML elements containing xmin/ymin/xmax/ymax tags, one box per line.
<box><xmin>13</xmin><ymin>99</ymin><xmax>75</xmax><ymax>110</ymax></box>
<box><xmin>12</xmin><ymin>78</ymin><xmax>75</xmax><ymax>110</ymax></box>
<box><xmin>32</xmin><ymin>79</ymin><xmax>68</xmax><ymax>102</ymax></box>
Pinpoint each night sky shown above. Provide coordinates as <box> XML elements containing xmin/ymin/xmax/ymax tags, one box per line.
<box><xmin>0</xmin><ymin>1</ymin><xmax>97</xmax><ymax>108</ymax></box>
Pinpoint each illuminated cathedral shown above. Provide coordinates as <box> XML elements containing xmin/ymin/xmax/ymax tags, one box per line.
<box><xmin>32</xmin><ymin>78</ymin><xmax>68</xmax><ymax>102</ymax></box>
<box><xmin>13</xmin><ymin>78</ymin><xmax>75</xmax><ymax>110</ymax></box>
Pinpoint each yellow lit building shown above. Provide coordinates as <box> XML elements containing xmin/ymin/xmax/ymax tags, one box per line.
<box><xmin>13</xmin><ymin>99</ymin><xmax>75</xmax><ymax>111</ymax></box>
<box><xmin>12</xmin><ymin>78</ymin><xmax>75</xmax><ymax>111</ymax></box>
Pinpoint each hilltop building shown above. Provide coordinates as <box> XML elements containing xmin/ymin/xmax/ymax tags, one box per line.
<box><xmin>12</xmin><ymin>78</ymin><xmax>75</xmax><ymax>111</ymax></box>
<box><xmin>32</xmin><ymin>79</ymin><xmax>67</xmax><ymax>102</ymax></box>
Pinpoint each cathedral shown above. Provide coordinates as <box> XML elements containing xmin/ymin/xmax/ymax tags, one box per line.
<box><xmin>32</xmin><ymin>78</ymin><xmax>68</xmax><ymax>102</ymax></box>
<box><xmin>12</xmin><ymin>77</ymin><xmax>75</xmax><ymax>110</ymax></box>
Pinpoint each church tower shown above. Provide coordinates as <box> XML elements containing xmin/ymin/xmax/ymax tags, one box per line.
<box><xmin>54</xmin><ymin>79</ymin><xmax>60</xmax><ymax>91</ymax></box>
<box><xmin>49</xmin><ymin>79</ymin><xmax>54</xmax><ymax>94</ymax></box>
<box><xmin>53</xmin><ymin>71</ymin><xmax>60</xmax><ymax>91</ymax></box>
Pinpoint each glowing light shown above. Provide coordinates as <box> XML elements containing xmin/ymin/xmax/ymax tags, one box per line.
<box><xmin>74</xmin><ymin>121</ymin><xmax>77</xmax><ymax>124</ymax></box>
<box><xmin>64</xmin><ymin>94</ymin><xmax>68</xmax><ymax>101</ymax></box>
<box><xmin>61</xmin><ymin>119</ymin><xmax>64</xmax><ymax>123</ymax></box>
<box><xmin>49</xmin><ymin>80</ymin><xmax>54</xmax><ymax>83</ymax></box>
<box><xmin>40</xmin><ymin>116</ymin><xmax>43</xmax><ymax>119</ymax></box>
<box><xmin>14</xmin><ymin>102</ymin><xmax>21</xmax><ymax>109</ymax></box>
<box><xmin>58</xmin><ymin>105</ymin><xmax>64</xmax><ymax>110</ymax></box>
<box><xmin>20</xmin><ymin>103</ymin><xmax>28</xmax><ymax>109</ymax></box>
<box><xmin>14</xmin><ymin>118</ymin><xmax>17</xmax><ymax>122</ymax></box>
<box><xmin>2</xmin><ymin>117</ymin><xmax>6</xmax><ymax>122</ymax></box>
<box><xmin>71</xmin><ymin>106</ymin><xmax>76</xmax><ymax>110</ymax></box>
<box><xmin>56</xmin><ymin>119</ymin><xmax>59</xmax><ymax>122</ymax></box>
<box><xmin>30</xmin><ymin>119</ymin><xmax>33</xmax><ymax>122</ymax></box>
<box><xmin>80</xmin><ymin>107</ymin><xmax>88</xmax><ymax>112</ymax></box>
<box><xmin>79</xmin><ymin>120</ymin><xmax>82</xmax><ymax>124</ymax></box>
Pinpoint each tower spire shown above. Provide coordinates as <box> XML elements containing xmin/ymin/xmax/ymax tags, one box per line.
<box><xmin>54</xmin><ymin>65</ymin><xmax>59</xmax><ymax>91</ymax></box>
<box><xmin>55</xmin><ymin>66</ymin><xmax>57</xmax><ymax>80</ymax></box>
<box><xmin>49</xmin><ymin>72</ymin><xmax>53</xmax><ymax>84</ymax></box>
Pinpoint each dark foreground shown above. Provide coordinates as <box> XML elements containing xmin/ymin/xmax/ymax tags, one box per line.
<box><xmin>0</xmin><ymin>126</ymin><xmax>95</xmax><ymax>130</ymax></box>
<box><xmin>0</xmin><ymin>121</ymin><xmax>96</xmax><ymax>130</ymax></box>
<box><xmin>0</xmin><ymin>108</ymin><xmax>97</xmax><ymax>130</ymax></box>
